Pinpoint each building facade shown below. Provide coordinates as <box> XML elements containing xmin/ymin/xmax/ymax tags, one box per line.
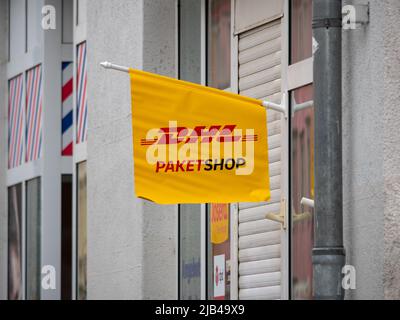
<box><xmin>0</xmin><ymin>0</ymin><xmax>399</xmax><ymax>300</ymax></box>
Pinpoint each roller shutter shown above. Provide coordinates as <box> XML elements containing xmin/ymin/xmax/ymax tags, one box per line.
<box><xmin>238</xmin><ymin>19</ymin><xmax>284</xmax><ymax>300</ymax></box>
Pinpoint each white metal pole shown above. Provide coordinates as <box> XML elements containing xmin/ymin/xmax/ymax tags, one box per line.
<box><xmin>100</xmin><ymin>61</ymin><xmax>287</xmax><ymax>116</ymax></box>
<box><xmin>100</xmin><ymin>61</ymin><xmax>130</xmax><ymax>73</ymax></box>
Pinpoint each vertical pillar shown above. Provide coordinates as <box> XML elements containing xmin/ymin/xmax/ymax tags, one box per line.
<box><xmin>41</xmin><ymin>0</ymin><xmax>62</xmax><ymax>300</ymax></box>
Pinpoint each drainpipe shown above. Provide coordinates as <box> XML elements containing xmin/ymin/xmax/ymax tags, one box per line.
<box><xmin>312</xmin><ymin>0</ymin><xmax>345</xmax><ymax>300</ymax></box>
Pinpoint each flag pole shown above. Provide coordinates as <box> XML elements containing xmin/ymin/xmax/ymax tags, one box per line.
<box><xmin>100</xmin><ymin>61</ymin><xmax>287</xmax><ymax>116</ymax></box>
<box><xmin>100</xmin><ymin>61</ymin><xmax>129</xmax><ymax>73</ymax></box>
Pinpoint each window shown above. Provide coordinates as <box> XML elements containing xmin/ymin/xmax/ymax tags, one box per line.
<box><xmin>290</xmin><ymin>0</ymin><xmax>312</xmax><ymax>64</ymax></box>
<box><xmin>289</xmin><ymin>0</ymin><xmax>314</xmax><ymax>300</ymax></box>
<box><xmin>8</xmin><ymin>74</ymin><xmax>24</xmax><ymax>169</ymax></box>
<box><xmin>61</xmin><ymin>175</ymin><xmax>73</xmax><ymax>300</ymax></box>
<box><xmin>207</xmin><ymin>0</ymin><xmax>231</xmax><ymax>89</ymax></box>
<box><xmin>77</xmin><ymin>161</ymin><xmax>87</xmax><ymax>300</ymax></box>
<box><xmin>26</xmin><ymin>177</ymin><xmax>41</xmax><ymax>300</ymax></box>
<box><xmin>8</xmin><ymin>184</ymin><xmax>23</xmax><ymax>300</ymax></box>
<box><xmin>76</xmin><ymin>42</ymin><xmax>88</xmax><ymax>144</ymax></box>
<box><xmin>206</xmin><ymin>0</ymin><xmax>232</xmax><ymax>300</ymax></box>
<box><xmin>179</xmin><ymin>0</ymin><xmax>233</xmax><ymax>300</ymax></box>
<box><xmin>178</xmin><ymin>0</ymin><xmax>203</xmax><ymax>300</ymax></box>
<box><xmin>179</xmin><ymin>0</ymin><xmax>202</xmax><ymax>84</ymax></box>
<box><xmin>179</xmin><ymin>205</ymin><xmax>202</xmax><ymax>299</ymax></box>
<box><xmin>291</xmin><ymin>85</ymin><xmax>314</xmax><ymax>299</ymax></box>
<box><xmin>207</xmin><ymin>204</ymin><xmax>230</xmax><ymax>300</ymax></box>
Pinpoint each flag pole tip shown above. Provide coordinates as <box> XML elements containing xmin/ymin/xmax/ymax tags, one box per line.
<box><xmin>100</xmin><ymin>61</ymin><xmax>111</xmax><ymax>69</ymax></box>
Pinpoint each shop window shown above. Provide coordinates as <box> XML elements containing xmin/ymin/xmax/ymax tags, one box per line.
<box><xmin>77</xmin><ymin>161</ymin><xmax>87</xmax><ymax>300</ymax></box>
<box><xmin>8</xmin><ymin>184</ymin><xmax>23</xmax><ymax>300</ymax></box>
<box><xmin>290</xmin><ymin>85</ymin><xmax>314</xmax><ymax>299</ymax></box>
<box><xmin>178</xmin><ymin>0</ymin><xmax>204</xmax><ymax>300</ymax></box>
<box><xmin>290</xmin><ymin>0</ymin><xmax>312</xmax><ymax>64</ymax></box>
<box><xmin>26</xmin><ymin>177</ymin><xmax>41</xmax><ymax>300</ymax></box>
<box><xmin>8</xmin><ymin>74</ymin><xmax>24</xmax><ymax>169</ymax></box>
<box><xmin>179</xmin><ymin>205</ymin><xmax>202</xmax><ymax>300</ymax></box>
<box><xmin>207</xmin><ymin>204</ymin><xmax>230</xmax><ymax>300</ymax></box>
<box><xmin>76</xmin><ymin>42</ymin><xmax>88</xmax><ymax>144</ymax></box>
<box><xmin>207</xmin><ymin>0</ymin><xmax>231</xmax><ymax>90</ymax></box>
<box><xmin>61</xmin><ymin>175</ymin><xmax>73</xmax><ymax>300</ymax></box>
<box><xmin>179</xmin><ymin>0</ymin><xmax>202</xmax><ymax>84</ymax></box>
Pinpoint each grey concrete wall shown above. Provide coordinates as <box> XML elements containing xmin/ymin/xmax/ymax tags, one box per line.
<box><xmin>382</xmin><ymin>0</ymin><xmax>400</xmax><ymax>300</ymax></box>
<box><xmin>0</xmin><ymin>0</ymin><xmax>8</xmax><ymax>300</ymax></box>
<box><xmin>86</xmin><ymin>0</ymin><xmax>178</xmax><ymax>299</ymax></box>
<box><xmin>342</xmin><ymin>0</ymin><xmax>385</xmax><ymax>299</ymax></box>
<box><xmin>142</xmin><ymin>0</ymin><xmax>178</xmax><ymax>300</ymax></box>
<box><xmin>86</xmin><ymin>0</ymin><xmax>145</xmax><ymax>299</ymax></box>
<box><xmin>343</xmin><ymin>0</ymin><xmax>400</xmax><ymax>300</ymax></box>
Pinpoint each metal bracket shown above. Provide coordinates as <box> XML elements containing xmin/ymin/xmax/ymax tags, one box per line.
<box><xmin>292</xmin><ymin>197</ymin><xmax>315</xmax><ymax>224</ymax></box>
<box><xmin>300</xmin><ymin>197</ymin><xmax>314</xmax><ymax>209</ymax></box>
<box><xmin>265</xmin><ymin>198</ymin><xmax>287</xmax><ymax>230</ymax></box>
<box><xmin>262</xmin><ymin>93</ymin><xmax>288</xmax><ymax>119</ymax></box>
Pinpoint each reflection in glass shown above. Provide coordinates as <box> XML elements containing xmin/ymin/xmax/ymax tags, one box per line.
<box><xmin>208</xmin><ymin>204</ymin><xmax>230</xmax><ymax>300</ymax></box>
<box><xmin>208</xmin><ymin>0</ymin><xmax>231</xmax><ymax>89</ymax></box>
<box><xmin>179</xmin><ymin>1</ymin><xmax>203</xmax><ymax>300</ymax></box>
<box><xmin>26</xmin><ymin>178</ymin><xmax>41</xmax><ymax>300</ymax></box>
<box><xmin>8</xmin><ymin>184</ymin><xmax>22</xmax><ymax>300</ymax></box>
<box><xmin>291</xmin><ymin>85</ymin><xmax>314</xmax><ymax>299</ymax></box>
<box><xmin>179</xmin><ymin>205</ymin><xmax>202</xmax><ymax>300</ymax></box>
<box><xmin>290</xmin><ymin>0</ymin><xmax>312</xmax><ymax>64</ymax></box>
<box><xmin>77</xmin><ymin>161</ymin><xmax>87</xmax><ymax>300</ymax></box>
<box><xmin>180</xmin><ymin>0</ymin><xmax>202</xmax><ymax>84</ymax></box>
<box><xmin>61</xmin><ymin>175</ymin><xmax>73</xmax><ymax>300</ymax></box>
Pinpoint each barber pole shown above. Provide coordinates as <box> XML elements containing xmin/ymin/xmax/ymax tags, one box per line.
<box><xmin>62</xmin><ymin>62</ymin><xmax>73</xmax><ymax>156</ymax></box>
<box><xmin>25</xmin><ymin>64</ymin><xmax>43</xmax><ymax>163</ymax></box>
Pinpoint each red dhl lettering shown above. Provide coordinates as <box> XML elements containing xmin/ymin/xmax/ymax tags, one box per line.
<box><xmin>140</xmin><ymin>124</ymin><xmax>258</xmax><ymax>146</ymax></box>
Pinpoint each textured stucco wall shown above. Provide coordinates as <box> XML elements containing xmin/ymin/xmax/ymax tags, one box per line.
<box><xmin>86</xmin><ymin>0</ymin><xmax>145</xmax><ymax>299</ymax></box>
<box><xmin>0</xmin><ymin>0</ymin><xmax>8</xmax><ymax>300</ymax></box>
<box><xmin>142</xmin><ymin>0</ymin><xmax>178</xmax><ymax>300</ymax></box>
<box><xmin>342</xmin><ymin>0</ymin><xmax>385</xmax><ymax>299</ymax></box>
<box><xmin>86</xmin><ymin>0</ymin><xmax>178</xmax><ymax>299</ymax></box>
<box><xmin>343</xmin><ymin>0</ymin><xmax>400</xmax><ymax>300</ymax></box>
<box><xmin>382</xmin><ymin>0</ymin><xmax>400</xmax><ymax>300</ymax></box>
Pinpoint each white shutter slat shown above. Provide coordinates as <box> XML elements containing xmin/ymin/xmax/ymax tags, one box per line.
<box><xmin>237</xmin><ymin>19</ymin><xmax>283</xmax><ymax>300</ymax></box>
<box><xmin>239</xmin><ymin>286</ymin><xmax>281</xmax><ymax>300</ymax></box>
<box><xmin>239</xmin><ymin>244</ymin><xmax>281</xmax><ymax>263</ymax></box>
<box><xmin>239</xmin><ymin>272</ymin><xmax>281</xmax><ymax>289</ymax></box>
<box><xmin>239</xmin><ymin>230</ymin><xmax>281</xmax><ymax>249</ymax></box>
<box><xmin>239</xmin><ymin>259</ymin><xmax>281</xmax><ymax>276</ymax></box>
<box><xmin>239</xmin><ymin>220</ymin><xmax>281</xmax><ymax>237</ymax></box>
<box><xmin>239</xmin><ymin>203</ymin><xmax>281</xmax><ymax>223</ymax></box>
<box><xmin>239</xmin><ymin>65</ymin><xmax>281</xmax><ymax>92</ymax></box>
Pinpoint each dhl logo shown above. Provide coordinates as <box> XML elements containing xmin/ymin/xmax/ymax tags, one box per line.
<box><xmin>141</xmin><ymin>124</ymin><xmax>258</xmax><ymax>146</ymax></box>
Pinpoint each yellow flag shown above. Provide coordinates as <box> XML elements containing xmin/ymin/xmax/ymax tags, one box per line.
<box><xmin>130</xmin><ymin>69</ymin><xmax>270</xmax><ymax>204</ymax></box>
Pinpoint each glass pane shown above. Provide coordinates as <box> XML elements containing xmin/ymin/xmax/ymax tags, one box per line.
<box><xmin>180</xmin><ymin>0</ymin><xmax>202</xmax><ymax>84</ymax></box>
<box><xmin>208</xmin><ymin>204</ymin><xmax>230</xmax><ymax>300</ymax></box>
<box><xmin>291</xmin><ymin>85</ymin><xmax>314</xmax><ymax>299</ymax></box>
<box><xmin>8</xmin><ymin>184</ymin><xmax>22</xmax><ymax>300</ymax></box>
<box><xmin>207</xmin><ymin>0</ymin><xmax>231</xmax><ymax>89</ymax></box>
<box><xmin>77</xmin><ymin>161</ymin><xmax>87</xmax><ymax>300</ymax></box>
<box><xmin>26</xmin><ymin>177</ymin><xmax>41</xmax><ymax>300</ymax></box>
<box><xmin>61</xmin><ymin>175</ymin><xmax>73</xmax><ymax>300</ymax></box>
<box><xmin>179</xmin><ymin>205</ymin><xmax>202</xmax><ymax>300</ymax></box>
<box><xmin>290</xmin><ymin>0</ymin><xmax>312</xmax><ymax>64</ymax></box>
<box><xmin>179</xmin><ymin>0</ymin><xmax>203</xmax><ymax>300</ymax></box>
